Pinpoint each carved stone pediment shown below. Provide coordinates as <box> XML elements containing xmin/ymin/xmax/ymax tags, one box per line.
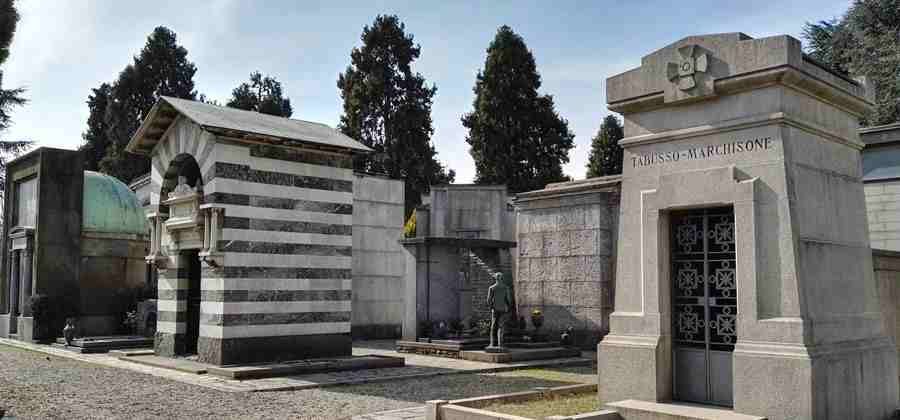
<box><xmin>162</xmin><ymin>192</ymin><xmax>202</xmax><ymax>231</ymax></box>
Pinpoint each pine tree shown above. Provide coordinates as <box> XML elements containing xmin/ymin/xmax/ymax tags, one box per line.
<box><xmin>804</xmin><ymin>0</ymin><xmax>900</xmax><ymax>125</ymax></box>
<box><xmin>98</xmin><ymin>26</ymin><xmax>197</xmax><ymax>183</ymax></box>
<box><xmin>337</xmin><ymin>15</ymin><xmax>454</xmax><ymax>215</ymax></box>
<box><xmin>586</xmin><ymin>115</ymin><xmax>624</xmax><ymax>178</ymax></box>
<box><xmin>227</xmin><ymin>72</ymin><xmax>293</xmax><ymax>117</ymax></box>
<box><xmin>80</xmin><ymin>83</ymin><xmax>111</xmax><ymax>171</ymax></box>
<box><xmin>0</xmin><ymin>0</ymin><xmax>31</xmax><ymax>197</ymax></box>
<box><xmin>462</xmin><ymin>25</ymin><xmax>574</xmax><ymax>193</ymax></box>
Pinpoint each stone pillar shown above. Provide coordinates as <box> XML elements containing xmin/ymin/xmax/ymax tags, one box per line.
<box><xmin>154</xmin><ymin>254</ymin><xmax>186</xmax><ymax>357</ymax></box>
<box><xmin>597</xmin><ymin>33</ymin><xmax>897</xmax><ymax>420</ymax></box>
<box><xmin>19</xmin><ymin>247</ymin><xmax>31</xmax><ymax>313</ymax></box>
<box><xmin>8</xmin><ymin>250</ymin><xmax>18</xmax><ymax>316</ymax></box>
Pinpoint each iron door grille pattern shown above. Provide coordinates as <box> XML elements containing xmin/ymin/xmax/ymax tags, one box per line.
<box><xmin>672</xmin><ymin>208</ymin><xmax>737</xmax><ymax>352</ymax></box>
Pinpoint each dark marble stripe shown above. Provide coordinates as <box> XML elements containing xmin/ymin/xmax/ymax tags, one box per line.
<box><xmin>223</xmin><ymin>266</ymin><xmax>352</xmax><ymax>279</ymax></box>
<box><xmin>223</xmin><ymin>216</ymin><xmax>352</xmax><ymax>236</ymax></box>
<box><xmin>202</xmin><ymin>311</ymin><xmax>351</xmax><ymax>327</ymax></box>
<box><xmin>157</xmin><ymin>310</ymin><xmax>187</xmax><ymax>323</ymax></box>
<box><xmin>250</xmin><ymin>144</ymin><xmax>353</xmax><ymax>169</ymax></box>
<box><xmin>218</xmin><ymin>240</ymin><xmax>351</xmax><ymax>257</ymax></box>
<box><xmin>157</xmin><ymin>289</ymin><xmax>189</xmax><ymax>300</ymax></box>
<box><xmin>205</xmin><ymin>192</ymin><xmax>352</xmax><ymax>214</ymax></box>
<box><xmin>213</xmin><ymin>162</ymin><xmax>353</xmax><ymax>192</ymax></box>
<box><xmin>200</xmin><ymin>289</ymin><xmax>351</xmax><ymax>302</ymax></box>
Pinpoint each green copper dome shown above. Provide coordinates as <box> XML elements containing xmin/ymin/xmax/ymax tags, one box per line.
<box><xmin>82</xmin><ymin>171</ymin><xmax>149</xmax><ymax>235</ymax></box>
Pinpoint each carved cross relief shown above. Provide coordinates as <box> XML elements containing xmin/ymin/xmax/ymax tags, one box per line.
<box><xmin>667</xmin><ymin>45</ymin><xmax>708</xmax><ymax>91</ymax></box>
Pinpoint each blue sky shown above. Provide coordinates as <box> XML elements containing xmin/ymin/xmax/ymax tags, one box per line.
<box><xmin>6</xmin><ymin>1</ymin><xmax>851</xmax><ymax>183</ymax></box>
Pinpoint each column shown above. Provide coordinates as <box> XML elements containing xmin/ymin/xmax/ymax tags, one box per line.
<box><xmin>8</xmin><ymin>250</ymin><xmax>18</xmax><ymax>316</ymax></box>
<box><xmin>19</xmin><ymin>247</ymin><xmax>32</xmax><ymax>314</ymax></box>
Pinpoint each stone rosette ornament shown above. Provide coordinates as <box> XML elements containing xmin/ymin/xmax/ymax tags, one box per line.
<box><xmin>667</xmin><ymin>44</ymin><xmax>708</xmax><ymax>91</ymax></box>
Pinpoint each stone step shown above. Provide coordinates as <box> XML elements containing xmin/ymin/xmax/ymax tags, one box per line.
<box><xmin>606</xmin><ymin>400</ymin><xmax>766</xmax><ymax>420</ymax></box>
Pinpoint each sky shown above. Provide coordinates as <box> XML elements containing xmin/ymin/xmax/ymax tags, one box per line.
<box><xmin>5</xmin><ymin>0</ymin><xmax>852</xmax><ymax>183</ymax></box>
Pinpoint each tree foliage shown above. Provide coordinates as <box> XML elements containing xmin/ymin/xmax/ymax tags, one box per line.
<box><xmin>80</xmin><ymin>83</ymin><xmax>111</xmax><ymax>171</ymax></box>
<box><xmin>337</xmin><ymin>15</ymin><xmax>454</xmax><ymax>215</ymax></box>
<box><xmin>0</xmin><ymin>0</ymin><xmax>32</xmax><ymax>197</ymax></box>
<box><xmin>586</xmin><ymin>115</ymin><xmax>624</xmax><ymax>178</ymax></box>
<box><xmin>462</xmin><ymin>25</ymin><xmax>574</xmax><ymax>193</ymax></box>
<box><xmin>804</xmin><ymin>0</ymin><xmax>900</xmax><ymax>125</ymax></box>
<box><xmin>227</xmin><ymin>71</ymin><xmax>293</xmax><ymax>117</ymax></box>
<box><xmin>80</xmin><ymin>26</ymin><xmax>197</xmax><ymax>183</ymax></box>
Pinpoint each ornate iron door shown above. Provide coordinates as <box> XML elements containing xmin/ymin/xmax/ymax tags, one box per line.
<box><xmin>671</xmin><ymin>207</ymin><xmax>736</xmax><ymax>406</ymax></box>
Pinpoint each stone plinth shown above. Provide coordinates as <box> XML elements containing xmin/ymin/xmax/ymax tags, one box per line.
<box><xmin>598</xmin><ymin>33</ymin><xmax>898</xmax><ymax>419</ymax></box>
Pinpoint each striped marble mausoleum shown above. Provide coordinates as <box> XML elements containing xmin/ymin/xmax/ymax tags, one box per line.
<box><xmin>126</xmin><ymin>96</ymin><xmax>371</xmax><ymax>365</ymax></box>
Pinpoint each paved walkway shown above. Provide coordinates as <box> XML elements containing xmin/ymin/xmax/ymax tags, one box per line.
<box><xmin>0</xmin><ymin>338</ymin><xmax>592</xmax><ymax>393</ymax></box>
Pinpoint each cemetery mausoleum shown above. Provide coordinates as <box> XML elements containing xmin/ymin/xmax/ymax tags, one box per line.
<box><xmin>0</xmin><ymin>148</ymin><xmax>150</xmax><ymax>342</ymax></box>
<box><xmin>125</xmin><ymin>96</ymin><xmax>372</xmax><ymax>365</ymax></box>
<box><xmin>591</xmin><ymin>32</ymin><xmax>898</xmax><ymax>419</ymax></box>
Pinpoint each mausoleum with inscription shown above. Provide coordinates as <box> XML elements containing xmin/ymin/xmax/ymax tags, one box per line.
<box><xmin>590</xmin><ymin>33</ymin><xmax>898</xmax><ymax>419</ymax></box>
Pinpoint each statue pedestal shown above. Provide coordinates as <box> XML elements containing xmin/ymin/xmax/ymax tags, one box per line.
<box><xmin>485</xmin><ymin>346</ymin><xmax>508</xmax><ymax>353</ymax></box>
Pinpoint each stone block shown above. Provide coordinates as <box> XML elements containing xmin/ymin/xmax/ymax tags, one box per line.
<box><xmin>542</xmin><ymin>231</ymin><xmax>571</xmax><ymax>258</ymax></box>
<box><xmin>570</xmin><ymin>229</ymin><xmax>598</xmax><ymax>256</ymax></box>
<box><xmin>518</xmin><ymin>233</ymin><xmax>543</xmax><ymax>258</ymax></box>
<box><xmin>571</xmin><ymin>282</ymin><xmax>604</xmax><ymax>308</ymax></box>
<box><xmin>544</xmin><ymin>281</ymin><xmax>572</xmax><ymax>306</ymax></box>
<box><xmin>515</xmin><ymin>280</ymin><xmax>543</xmax><ymax>306</ymax></box>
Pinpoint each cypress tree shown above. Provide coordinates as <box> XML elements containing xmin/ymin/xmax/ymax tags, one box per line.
<box><xmin>0</xmin><ymin>0</ymin><xmax>31</xmax><ymax>198</ymax></box>
<box><xmin>338</xmin><ymin>15</ymin><xmax>454</xmax><ymax>215</ymax></box>
<box><xmin>586</xmin><ymin>115</ymin><xmax>624</xmax><ymax>178</ymax></box>
<box><xmin>462</xmin><ymin>25</ymin><xmax>574</xmax><ymax>193</ymax></box>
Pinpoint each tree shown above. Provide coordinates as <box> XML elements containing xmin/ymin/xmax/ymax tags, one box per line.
<box><xmin>804</xmin><ymin>0</ymin><xmax>900</xmax><ymax>125</ymax></box>
<box><xmin>337</xmin><ymin>15</ymin><xmax>454</xmax><ymax>215</ymax></box>
<box><xmin>462</xmin><ymin>26</ymin><xmax>574</xmax><ymax>193</ymax></box>
<box><xmin>0</xmin><ymin>0</ymin><xmax>31</xmax><ymax>198</ymax></box>
<box><xmin>586</xmin><ymin>115</ymin><xmax>624</xmax><ymax>178</ymax></box>
<box><xmin>80</xmin><ymin>83</ymin><xmax>111</xmax><ymax>171</ymax></box>
<box><xmin>97</xmin><ymin>26</ymin><xmax>197</xmax><ymax>183</ymax></box>
<box><xmin>227</xmin><ymin>72</ymin><xmax>293</xmax><ymax>117</ymax></box>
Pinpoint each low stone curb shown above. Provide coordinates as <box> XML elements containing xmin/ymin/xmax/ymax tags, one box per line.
<box><xmin>426</xmin><ymin>383</ymin><xmax>605</xmax><ymax>420</ymax></box>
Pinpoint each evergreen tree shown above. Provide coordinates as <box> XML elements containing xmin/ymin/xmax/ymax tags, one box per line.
<box><xmin>337</xmin><ymin>15</ymin><xmax>454</xmax><ymax>215</ymax></box>
<box><xmin>227</xmin><ymin>71</ymin><xmax>293</xmax><ymax>117</ymax></box>
<box><xmin>98</xmin><ymin>26</ymin><xmax>197</xmax><ymax>183</ymax></box>
<box><xmin>804</xmin><ymin>0</ymin><xmax>900</xmax><ymax>125</ymax></box>
<box><xmin>462</xmin><ymin>26</ymin><xmax>574</xmax><ymax>193</ymax></box>
<box><xmin>0</xmin><ymin>0</ymin><xmax>31</xmax><ymax>197</ymax></box>
<box><xmin>586</xmin><ymin>115</ymin><xmax>624</xmax><ymax>178</ymax></box>
<box><xmin>80</xmin><ymin>83</ymin><xmax>111</xmax><ymax>171</ymax></box>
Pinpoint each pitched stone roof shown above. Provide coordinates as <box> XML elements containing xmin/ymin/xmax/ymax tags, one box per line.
<box><xmin>126</xmin><ymin>96</ymin><xmax>372</xmax><ymax>155</ymax></box>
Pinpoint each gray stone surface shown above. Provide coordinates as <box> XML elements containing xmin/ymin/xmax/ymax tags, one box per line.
<box><xmin>353</xmin><ymin>174</ymin><xmax>406</xmax><ymax>339</ymax></box>
<box><xmin>515</xmin><ymin>177</ymin><xmax>620</xmax><ymax>348</ymax></box>
<box><xmin>598</xmin><ymin>33</ymin><xmax>898</xmax><ymax>420</ymax></box>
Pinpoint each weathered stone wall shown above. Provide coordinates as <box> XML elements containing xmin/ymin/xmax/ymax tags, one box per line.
<box><xmin>865</xmin><ymin>181</ymin><xmax>900</xmax><ymax>251</ymax></box>
<box><xmin>79</xmin><ymin>233</ymin><xmax>149</xmax><ymax>336</ymax></box>
<box><xmin>351</xmin><ymin>173</ymin><xmax>405</xmax><ymax>339</ymax></box>
<box><xmin>515</xmin><ymin>177</ymin><xmax>620</xmax><ymax>348</ymax></box>
<box><xmin>874</xmin><ymin>249</ymin><xmax>900</xmax><ymax>386</ymax></box>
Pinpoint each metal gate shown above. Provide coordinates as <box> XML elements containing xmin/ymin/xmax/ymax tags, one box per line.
<box><xmin>671</xmin><ymin>207</ymin><xmax>736</xmax><ymax>406</ymax></box>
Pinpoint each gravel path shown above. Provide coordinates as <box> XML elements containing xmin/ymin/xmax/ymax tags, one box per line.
<box><xmin>0</xmin><ymin>345</ymin><xmax>594</xmax><ymax>420</ymax></box>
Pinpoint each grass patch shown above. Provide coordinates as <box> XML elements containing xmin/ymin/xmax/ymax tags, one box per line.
<box><xmin>493</xmin><ymin>366</ymin><xmax>595</xmax><ymax>384</ymax></box>
<box><xmin>480</xmin><ymin>392</ymin><xmax>599</xmax><ymax>419</ymax></box>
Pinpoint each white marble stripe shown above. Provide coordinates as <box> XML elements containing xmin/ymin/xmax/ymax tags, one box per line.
<box><xmin>157</xmin><ymin>321</ymin><xmax>186</xmax><ymax>334</ymax></box>
<box><xmin>199</xmin><ymin>322</ymin><xmax>350</xmax><ymax>339</ymax></box>
<box><xmin>207</xmin><ymin>178</ymin><xmax>353</xmax><ymax>205</ymax></box>
<box><xmin>220</xmin><ymin>228</ymin><xmax>353</xmax><ymax>247</ymax></box>
<box><xmin>200</xmin><ymin>300</ymin><xmax>351</xmax><ymax>315</ymax></box>
<box><xmin>215</xmin><ymin>143</ymin><xmax>355</xmax><ymax>181</ymax></box>
<box><xmin>222</xmin><ymin>252</ymin><xmax>351</xmax><ymax>269</ymax></box>
<box><xmin>157</xmin><ymin>136</ymin><xmax>173</xmax><ymax>171</ymax></box>
<box><xmin>200</xmin><ymin>138</ymin><xmax>217</xmax><ymax>178</ymax></box>
<box><xmin>201</xmin><ymin>278</ymin><xmax>352</xmax><ymax>291</ymax></box>
<box><xmin>194</xmin><ymin>127</ymin><xmax>210</xmax><ymax>167</ymax></box>
<box><xmin>157</xmin><ymin>299</ymin><xmax>187</xmax><ymax>312</ymax></box>
<box><xmin>158</xmin><ymin>277</ymin><xmax>190</xmax><ymax>290</ymax></box>
<box><xmin>217</xmin><ymin>203</ymin><xmax>352</xmax><ymax>226</ymax></box>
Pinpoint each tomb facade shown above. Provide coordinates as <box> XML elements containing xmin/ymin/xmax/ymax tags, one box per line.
<box><xmin>125</xmin><ymin>97</ymin><xmax>371</xmax><ymax>365</ymax></box>
<box><xmin>595</xmin><ymin>33</ymin><xmax>898</xmax><ymax>419</ymax></box>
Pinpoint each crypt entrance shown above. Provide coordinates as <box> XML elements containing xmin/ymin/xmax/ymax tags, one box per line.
<box><xmin>670</xmin><ymin>207</ymin><xmax>736</xmax><ymax>407</ymax></box>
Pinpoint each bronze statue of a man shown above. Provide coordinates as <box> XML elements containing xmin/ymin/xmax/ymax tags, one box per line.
<box><xmin>486</xmin><ymin>272</ymin><xmax>512</xmax><ymax>351</ymax></box>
